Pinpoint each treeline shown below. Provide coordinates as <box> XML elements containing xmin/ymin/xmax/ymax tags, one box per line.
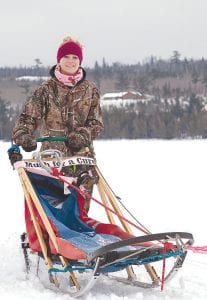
<box><xmin>90</xmin><ymin>52</ymin><xmax>207</xmax><ymax>97</ymax></box>
<box><xmin>1</xmin><ymin>93</ymin><xmax>207</xmax><ymax>141</ymax></box>
<box><xmin>1</xmin><ymin>51</ymin><xmax>207</xmax><ymax>96</ymax></box>
<box><xmin>0</xmin><ymin>98</ymin><xmax>20</xmax><ymax>140</ymax></box>
<box><xmin>1</xmin><ymin>52</ymin><xmax>207</xmax><ymax>140</ymax></box>
<box><xmin>101</xmin><ymin>94</ymin><xmax>207</xmax><ymax>139</ymax></box>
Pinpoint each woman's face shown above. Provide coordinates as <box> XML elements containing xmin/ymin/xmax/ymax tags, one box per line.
<box><xmin>59</xmin><ymin>54</ymin><xmax>80</xmax><ymax>75</ymax></box>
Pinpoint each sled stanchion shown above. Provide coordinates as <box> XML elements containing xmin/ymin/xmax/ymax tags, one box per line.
<box><xmin>96</xmin><ymin>169</ymin><xmax>136</xmax><ymax>280</ymax></box>
<box><xmin>96</xmin><ymin>168</ymin><xmax>137</xmax><ymax>280</ymax></box>
<box><xmin>18</xmin><ymin>167</ymin><xmax>59</xmax><ymax>286</ymax></box>
<box><xmin>97</xmin><ymin>177</ymin><xmax>137</xmax><ymax>280</ymax></box>
<box><xmin>18</xmin><ymin>167</ymin><xmax>81</xmax><ymax>290</ymax></box>
<box><xmin>59</xmin><ymin>257</ymin><xmax>81</xmax><ymax>290</ymax></box>
<box><xmin>96</xmin><ymin>166</ymin><xmax>160</xmax><ymax>284</ymax></box>
<box><xmin>97</xmin><ymin>181</ymin><xmax>116</xmax><ymax>225</ymax></box>
<box><xmin>18</xmin><ymin>167</ymin><xmax>59</xmax><ymax>250</ymax></box>
<box><xmin>96</xmin><ymin>167</ymin><xmax>133</xmax><ymax>233</ymax></box>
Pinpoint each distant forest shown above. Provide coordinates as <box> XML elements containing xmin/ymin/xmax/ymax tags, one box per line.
<box><xmin>1</xmin><ymin>51</ymin><xmax>207</xmax><ymax>140</ymax></box>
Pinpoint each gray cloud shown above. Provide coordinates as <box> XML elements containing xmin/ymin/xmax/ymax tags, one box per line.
<box><xmin>0</xmin><ymin>0</ymin><xmax>206</xmax><ymax>67</ymax></box>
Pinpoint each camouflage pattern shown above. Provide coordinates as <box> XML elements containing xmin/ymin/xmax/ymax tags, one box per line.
<box><xmin>12</xmin><ymin>68</ymin><xmax>104</xmax><ymax>211</ymax></box>
<box><xmin>13</xmin><ymin>70</ymin><xmax>103</xmax><ymax>157</ymax></box>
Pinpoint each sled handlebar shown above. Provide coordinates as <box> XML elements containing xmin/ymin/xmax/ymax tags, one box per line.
<box><xmin>32</xmin><ymin>149</ymin><xmax>63</xmax><ymax>172</ymax></box>
<box><xmin>37</xmin><ymin>135</ymin><xmax>91</xmax><ymax>148</ymax></box>
<box><xmin>36</xmin><ymin>136</ymin><xmax>68</xmax><ymax>143</ymax></box>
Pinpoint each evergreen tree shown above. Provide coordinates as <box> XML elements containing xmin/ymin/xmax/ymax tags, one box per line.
<box><xmin>0</xmin><ymin>97</ymin><xmax>11</xmax><ymax>139</ymax></box>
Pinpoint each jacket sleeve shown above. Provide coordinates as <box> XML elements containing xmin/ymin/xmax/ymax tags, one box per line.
<box><xmin>77</xmin><ymin>85</ymin><xmax>104</xmax><ymax>143</ymax></box>
<box><xmin>12</xmin><ymin>84</ymin><xmax>49</xmax><ymax>145</ymax></box>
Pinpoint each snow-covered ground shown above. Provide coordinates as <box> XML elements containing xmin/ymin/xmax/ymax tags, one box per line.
<box><xmin>0</xmin><ymin>139</ymin><xmax>207</xmax><ymax>300</ymax></box>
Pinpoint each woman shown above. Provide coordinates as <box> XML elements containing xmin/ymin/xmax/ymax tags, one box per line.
<box><xmin>11</xmin><ymin>36</ymin><xmax>104</xmax><ymax>211</ymax></box>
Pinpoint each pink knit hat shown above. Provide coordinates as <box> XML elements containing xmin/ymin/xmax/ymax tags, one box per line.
<box><xmin>57</xmin><ymin>41</ymin><xmax>83</xmax><ymax>64</ymax></box>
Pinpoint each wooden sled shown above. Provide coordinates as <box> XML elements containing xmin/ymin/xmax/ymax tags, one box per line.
<box><xmin>13</xmin><ymin>138</ymin><xmax>193</xmax><ymax>298</ymax></box>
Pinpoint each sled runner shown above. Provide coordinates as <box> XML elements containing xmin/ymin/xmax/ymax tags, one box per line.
<box><xmin>10</xmin><ymin>137</ymin><xmax>194</xmax><ymax>297</ymax></box>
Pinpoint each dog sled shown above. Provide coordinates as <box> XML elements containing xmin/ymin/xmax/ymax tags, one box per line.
<box><xmin>10</xmin><ymin>136</ymin><xmax>194</xmax><ymax>297</ymax></box>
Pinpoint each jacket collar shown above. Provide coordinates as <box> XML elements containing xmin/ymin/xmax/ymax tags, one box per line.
<box><xmin>49</xmin><ymin>65</ymin><xmax>86</xmax><ymax>87</ymax></box>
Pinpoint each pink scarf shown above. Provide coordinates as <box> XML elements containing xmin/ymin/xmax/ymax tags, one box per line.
<box><xmin>54</xmin><ymin>66</ymin><xmax>83</xmax><ymax>87</ymax></box>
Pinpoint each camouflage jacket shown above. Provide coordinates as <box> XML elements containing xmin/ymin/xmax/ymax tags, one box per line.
<box><xmin>12</xmin><ymin>67</ymin><xmax>104</xmax><ymax>158</ymax></box>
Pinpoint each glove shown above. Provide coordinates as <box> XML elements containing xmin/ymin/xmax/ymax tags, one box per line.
<box><xmin>21</xmin><ymin>134</ymin><xmax>37</xmax><ymax>152</ymax></box>
<box><xmin>67</xmin><ymin>127</ymin><xmax>91</xmax><ymax>153</ymax></box>
<box><xmin>8</xmin><ymin>144</ymin><xmax>23</xmax><ymax>166</ymax></box>
<box><xmin>67</xmin><ymin>131</ymin><xmax>86</xmax><ymax>152</ymax></box>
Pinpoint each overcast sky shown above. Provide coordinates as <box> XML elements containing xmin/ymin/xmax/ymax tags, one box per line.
<box><xmin>1</xmin><ymin>0</ymin><xmax>207</xmax><ymax>68</ymax></box>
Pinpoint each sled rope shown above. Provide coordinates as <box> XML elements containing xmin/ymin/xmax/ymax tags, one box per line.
<box><xmin>50</xmin><ymin>167</ymin><xmax>149</xmax><ymax>235</ymax></box>
<box><xmin>48</xmin><ymin>265</ymin><xmax>93</xmax><ymax>273</ymax></box>
<box><xmin>95</xmin><ymin>166</ymin><xmax>152</xmax><ymax>234</ymax></box>
<box><xmin>186</xmin><ymin>245</ymin><xmax>207</xmax><ymax>254</ymax></box>
<box><xmin>45</xmin><ymin>166</ymin><xmax>207</xmax><ymax>255</ymax></box>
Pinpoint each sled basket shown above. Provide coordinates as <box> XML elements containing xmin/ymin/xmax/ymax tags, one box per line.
<box><xmin>12</xmin><ymin>143</ymin><xmax>194</xmax><ymax>297</ymax></box>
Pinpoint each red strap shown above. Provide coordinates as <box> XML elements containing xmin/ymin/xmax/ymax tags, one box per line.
<box><xmin>51</xmin><ymin>167</ymin><xmax>63</xmax><ymax>177</ymax></box>
<box><xmin>161</xmin><ymin>242</ymin><xmax>168</xmax><ymax>291</ymax></box>
<box><xmin>50</xmin><ymin>167</ymin><xmax>207</xmax><ymax>256</ymax></box>
<box><xmin>187</xmin><ymin>245</ymin><xmax>207</xmax><ymax>254</ymax></box>
<box><xmin>51</xmin><ymin>167</ymin><xmax>149</xmax><ymax>234</ymax></box>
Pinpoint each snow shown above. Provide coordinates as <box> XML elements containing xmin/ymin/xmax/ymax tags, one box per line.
<box><xmin>101</xmin><ymin>91</ymin><xmax>142</xmax><ymax>99</ymax></box>
<box><xmin>16</xmin><ymin>76</ymin><xmax>50</xmax><ymax>81</ymax></box>
<box><xmin>1</xmin><ymin>139</ymin><xmax>207</xmax><ymax>299</ymax></box>
<box><xmin>100</xmin><ymin>98</ymin><xmax>146</xmax><ymax>108</ymax></box>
